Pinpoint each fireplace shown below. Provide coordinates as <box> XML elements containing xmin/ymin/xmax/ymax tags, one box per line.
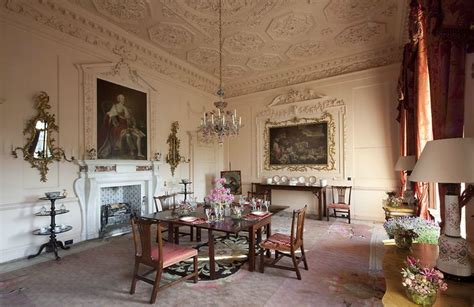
<box><xmin>99</xmin><ymin>184</ymin><xmax>143</xmax><ymax>237</ymax></box>
<box><xmin>74</xmin><ymin>160</ymin><xmax>164</xmax><ymax>240</ymax></box>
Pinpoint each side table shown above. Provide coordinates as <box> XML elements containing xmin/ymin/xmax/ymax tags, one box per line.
<box><xmin>28</xmin><ymin>196</ymin><xmax>72</xmax><ymax>260</ymax></box>
<box><xmin>382</xmin><ymin>203</ymin><xmax>417</xmax><ymax>220</ymax></box>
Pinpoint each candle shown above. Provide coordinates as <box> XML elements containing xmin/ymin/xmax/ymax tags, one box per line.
<box><xmin>223</xmin><ymin>116</ymin><xmax>225</xmax><ymax>124</ymax></box>
<box><xmin>218</xmin><ymin>109</ymin><xmax>221</xmax><ymax>116</ymax></box>
<box><xmin>211</xmin><ymin>114</ymin><xmax>214</xmax><ymax>125</ymax></box>
<box><xmin>203</xmin><ymin>112</ymin><xmax>206</xmax><ymax>122</ymax></box>
<box><xmin>239</xmin><ymin>117</ymin><xmax>242</xmax><ymax>125</ymax></box>
<box><xmin>234</xmin><ymin>109</ymin><xmax>237</xmax><ymax>117</ymax></box>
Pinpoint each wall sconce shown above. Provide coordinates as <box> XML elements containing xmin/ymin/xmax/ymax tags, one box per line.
<box><xmin>11</xmin><ymin>91</ymin><xmax>74</xmax><ymax>182</ymax></box>
<box><xmin>165</xmin><ymin>121</ymin><xmax>190</xmax><ymax>176</ymax></box>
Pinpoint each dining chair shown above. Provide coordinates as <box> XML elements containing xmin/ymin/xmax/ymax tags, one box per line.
<box><xmin>130</xmin><ymin>217</ymin><xmax>198</xmax><ymax>304</ymax></box>
<box><xmin>326</xmin><ymin>186</ymin><xmax>352</xmax><ymax>224</ymax></box>
<box><xmin>259</xmin><ymin>205</ymin><xmax>308</xmax><ymax>280</ymax></box>
<box><xmin>153</xmin><ymin>194</ymin><xmax>200</xmax><ymax>242</ymax></box>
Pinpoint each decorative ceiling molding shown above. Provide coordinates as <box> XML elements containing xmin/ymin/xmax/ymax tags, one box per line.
<box><xmin>269</xmin><ymin>88</ymin><xmax>326</xmax><ymax>107</ymax></box>
<box><xmin>3</xmin><ymin>0</ymin><xmax>218</xmax><ymax>94</ymax></box>
<box><xmin>225</xmin><ymin>45</ymin><xmax>402</xmax><ymax>97</ymax></box>
<box><xmin>2</xmin><ymin>0</ymin><xmax>408</xmax><ymax>98</ymax></box>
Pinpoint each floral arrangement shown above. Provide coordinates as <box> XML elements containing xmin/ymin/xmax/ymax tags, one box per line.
<box><xmin>205</xmin><ymin>178</ymin><xmax>235</xmax><ymax>205</ymax></box>
<box><xmin>401</xmin><ymin>256</ymin><xmax>447</xmax><ymax>304</ymax></box>
<box><xmin>383</xmin><ymin>196</ymin><xmax>404</xmax><ymax>208</ymax></box>
<box><xmin>384</xmin><ymin>217</ymin><xmax>440</xmax><ymax>244</ymax></box>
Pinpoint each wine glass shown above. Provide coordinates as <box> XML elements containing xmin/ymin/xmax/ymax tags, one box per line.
<box><xmin>205</xmin><ymin>208</ymin><xmax>212</xmax><ymax>222</ymax></box>
<box><xmin>263</xmin><ymin>201</ymin><xmax>269</xmax><ymax>212</ymax></box>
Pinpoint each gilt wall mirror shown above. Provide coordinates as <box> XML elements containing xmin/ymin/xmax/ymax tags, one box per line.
<box><xmin>12</xmin><ymin>91</ymin><xmax>73</xmax><ymax>182</ymax></box>
<box><xmin>165</xmin><ymin>121</ymin><xmax>189</xmax><ymax>176</ymax></box>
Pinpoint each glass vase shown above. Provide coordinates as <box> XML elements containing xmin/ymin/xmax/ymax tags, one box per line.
<box><xmin>405</xmin><ymin>289</ymin><xmax>437</xmax><ymax>306</ymax></box>
<box><xmin>395</xmin><ymin>235</ymin><xmax>413</xmax><ymax>249</ymax></box>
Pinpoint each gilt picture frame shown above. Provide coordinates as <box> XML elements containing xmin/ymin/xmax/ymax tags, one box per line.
<box><xmin>220</xmin><ymin>170</ymin><xmax>242</xmax><ymax>195</ymax></box>
<box><xmin>263</xmin><ymin>113</ymin><xmax>336</xmax><ymax>172</ymax></box>
<box><xmin>96</xmin><ymin>78</ymin><xmax>148</xmax><ymax>160</ymax></box>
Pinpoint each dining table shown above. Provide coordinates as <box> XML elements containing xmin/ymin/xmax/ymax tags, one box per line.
<box><xmin>142</xmin><ymin>206</ymin><xmax>272</xmax><ymax>280</ymax></box>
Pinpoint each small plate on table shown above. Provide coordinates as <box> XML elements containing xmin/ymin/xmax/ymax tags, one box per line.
<box><xmin>251</xmin><ymin>211</ymin><xmax>267</xmax><ymax>216</ymax></box>
<box><xmin>179</xmin><ymin>216</ymin><xmax>197</xmax><ymax>222</ymax></box>
<box><xmin>308</xmin><ymin>176</ymin><xmax>317</xmax><ymax>184</ymax></box>
<box><xmin>272</xmin><ymin>175</ymin><xmax>281</xmax><ymax>184</ymax></box>
<box><xmin>281</xmin><ymin>176</ymin><xmax>288</xmax><ymax>184</ymax></box>
<box><xmin>298</xmin><ymin>176</ymin><xmax>305</xmax><ymax>184</ymax></box>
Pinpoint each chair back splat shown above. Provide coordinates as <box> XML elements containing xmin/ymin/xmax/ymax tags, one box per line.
<box><xmin>290</xmin><ymin>206</ymin><xmax>307</xmax><ymax>248</ymax></box>
<box><xmin>327</xmin><ymin>186</ymin><xmax>352</xmax><ymax>224</ymax></box>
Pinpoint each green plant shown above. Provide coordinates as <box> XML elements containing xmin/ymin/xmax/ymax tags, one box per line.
<box><xmin>383</xmin><ymin>217</ymin><xmax>440</xmax><ymax>244</ymax></box>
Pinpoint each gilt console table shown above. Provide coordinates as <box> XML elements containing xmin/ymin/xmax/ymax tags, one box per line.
<box><xmin>253</xmin><ymin>183</ymin><xmax>327</xmax><ymax>220</ymax></box>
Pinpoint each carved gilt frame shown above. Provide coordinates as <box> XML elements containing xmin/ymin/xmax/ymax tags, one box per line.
<box><xmin>78</xmin><ymin>60</ymin><xmax>158</xmax><ymax>160</ymax></box>
<box><xmin>263</xmin><ymin>113</ymin><xmax>336</xmax><ymax>172</ymax></box>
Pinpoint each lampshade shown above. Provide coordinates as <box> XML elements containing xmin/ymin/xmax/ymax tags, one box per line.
<box><xmin>409</xmin><ymin>138</ymin><xmax>474</xmax><ymax>183</ymax></box>
<box><xmin>394</xmin><ymin>155</ymin><xmax>416</xmax><ymax>171</ymax></box>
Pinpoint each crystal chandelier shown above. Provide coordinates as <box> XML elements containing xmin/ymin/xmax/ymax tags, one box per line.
<box><xmin>199</xmin><ymin>0</ymin><xmax>242</xmax><ymax>144</ymax></box>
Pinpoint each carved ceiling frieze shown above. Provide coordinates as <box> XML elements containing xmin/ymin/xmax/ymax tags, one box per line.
<box><xmin>148</xmin><ymin>22</ymin><xmax>194</xmax><ymax>49</ymax></box>
<box><xmin>92</xmin><ymin>0</ymin><xmax>150</xmax><ymax>24</ymax></box>
<box><xmin>4</xmin><ymin>0</ymin><xmax>408</xmax><ymax>97</ymax></box>
<box><xmin>324</xmin><ymin>0</ymin><xmax>386</xmax><ymax>24</ymax></box>
<box><xmin>266</xmin><ymin>12</ymin><xmax>315</xmax><ymax>41</ymax></box>
<box><xmin>247</xmin><ymin>54</ymin><xmax>282</xmax><ymax>71</ymax></box>
<box><xmin>286</xmin><ymin>41</ymin><xmax>325</xmax><ymax>59</ymax></box>
<box><xmin>224</xmin><ymin>32</ymin><xmax>265</xmax><ymax>54</ymax></box>
<box><xmin>335</xmin><ymin>22</ymin><xmax>387</xmax><ymax>47</ymax></box>
<box><xmin>187</xmin><ymin>47</ymin><xmax>220</xmax><ymax>68</ymax></box>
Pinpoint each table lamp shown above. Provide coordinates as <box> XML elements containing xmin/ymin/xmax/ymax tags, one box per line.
<box><xmin>410</xmin><ymin>137</ymin><xmax>474</xmax><ymax>278</ymax></box>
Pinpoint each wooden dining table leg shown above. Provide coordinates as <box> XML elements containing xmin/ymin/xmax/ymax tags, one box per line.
<box><xmin>248</xmin><ymin>226</ymin><xmax>256</xmax><ymax>272</ymax></box>
<box><xmin>265</xmin><ymin>222</ymin><xmax>271</xmax><ymax>257</ymax></box>
<box><xmin>167</xmin><ymin>222</ymin><xmax>173</xmax><ymax>242</ymax></box>
<box><xmin>208</xmin><ymin>229</ymin><xmax>215</xmax><ymax>280</ymax></box>
<box><xmin>317</xmin><ymin>190</ymin><xmax>323</xmax><ymax>220</ymax></box>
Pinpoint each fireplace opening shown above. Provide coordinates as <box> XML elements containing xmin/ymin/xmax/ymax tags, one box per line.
<box><xmin>99</xmin><ymin>185</ymin><xmax>143</xmax><ymax>238</ymax></box>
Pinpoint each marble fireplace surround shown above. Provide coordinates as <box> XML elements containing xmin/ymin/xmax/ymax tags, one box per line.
<box><xmin>74</xmin><ymin>160</ymin><xmax>163</xmax><ymax>240</ymax></box>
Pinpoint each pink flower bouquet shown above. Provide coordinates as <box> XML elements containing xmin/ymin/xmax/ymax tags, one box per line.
<box><xmin>205</xmin><ymin>178</ymin><xmax>234</xmax><ymax>205</ymax></box>
<box><xmin>401</xmin><ymin>256</ymin><xmax>447</xmax><ymax>305</ymax></box>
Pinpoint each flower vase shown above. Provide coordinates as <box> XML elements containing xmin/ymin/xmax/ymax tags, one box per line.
<box><xmin>405</xmin><ymin>289</ymin><xmax>437</xmax><ymax>306</ymax></box>
<box><xmin>395</xmin><ymin>235</ymin><xmax>413</xmax><ymax>249</ymax></box>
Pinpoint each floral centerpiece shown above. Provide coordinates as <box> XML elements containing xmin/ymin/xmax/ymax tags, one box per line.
<box><xmin>401</xmin><ymin>256</ymin><xmax>447</xmax><ymax>306</ymax></box>
<box><xmin>205</xmin><ymin>178</ymin><xmax>235</xmax><ymax>215</ymax></box>
<box><xmin>383</xmin><ymin>195</ymin><xmax>404</xmax><ymax>208</ymax></box>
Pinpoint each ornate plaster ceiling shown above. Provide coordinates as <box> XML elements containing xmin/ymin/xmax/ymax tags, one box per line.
<box><xmin>66</xmin><ymin>0</ymin><xmax>407</xmax><ymax>96</ymax></box>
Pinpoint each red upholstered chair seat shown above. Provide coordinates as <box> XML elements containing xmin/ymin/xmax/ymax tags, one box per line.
<box><xmin>327</xmin><ymin>203</ymin><xmax>350</xmax><ymax>210</ymax></box>
<box><xmin>260</xmin><ymin>233</ymin><xmax>293</xmax><ymax>251</ymax></box>
<box><xmin>150</xmin><ymin>243</ymin><xmax>198</xmax><ymax>268</ymax></box>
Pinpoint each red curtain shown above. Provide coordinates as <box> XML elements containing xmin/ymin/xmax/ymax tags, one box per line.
<box><xmin>425</xmin><ymin>0</ymin><xmax>473</xmax><ymax>225</ymax></box>
<box><xmin>397</xmin><ymin>0</ymin><xmax>433</xmax><ymax>220</ymax></box>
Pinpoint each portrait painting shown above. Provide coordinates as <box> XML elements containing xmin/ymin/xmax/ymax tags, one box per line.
<box><xmin>220</xmin><ymin>170</ymin><xmax>242</xmax><ymax>195</ymax></box>
<box><xmin>269</xmin><ymin>122</ymin><xmax>328</xmax><ymax>166</ymax></box>
<box><xmin>96</xmin><ymin>78</ymin><xmax>147</xmax><ymax>160</ymax></box>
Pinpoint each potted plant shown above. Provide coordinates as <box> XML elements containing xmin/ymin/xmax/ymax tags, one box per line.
<box><xmin>393</xmin><ymin>225</ymin><xmax>418</xmax><ymax>249</ymax></box>
<box><xmin>383</xmin><ymin>217</ymin><xmax>440</xmax><ymax>244</ymax></box>
<box><xmin>401</xmin><ymin>256</ymin><xmax>448</xmax><ymax>306</ymax></box>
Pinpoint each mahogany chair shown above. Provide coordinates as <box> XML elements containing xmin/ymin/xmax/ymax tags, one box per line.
<box><xmin>326</xmin><ymin>186</ymin><xmax>352</xmax><ymax>224</ymax></box>
<box><xmin>259</xmin><ymin>205</ymin><xmax>308</xmax><ymax>280</ymax></box>
<box><xmin>153</xmin><ymin>195</ymin><xmax>200</xmax><ymax>242</ymax></box>
<box><xmin>130</xmin><ymin>217</ymin><xmax>198</xmax><ymax>304</ymax></box>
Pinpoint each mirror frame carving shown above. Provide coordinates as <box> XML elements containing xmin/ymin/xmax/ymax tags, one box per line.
<box><xmin>11</xmin><ymin>91</ymin><xmax>73</xmax><ymax>182</ymax></box>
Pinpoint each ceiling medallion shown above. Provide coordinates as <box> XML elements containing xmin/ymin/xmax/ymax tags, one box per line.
<box><xmin>198</xmin><ymin>0</ymin><xmax>242</xmax><ymax>144</ymax></box>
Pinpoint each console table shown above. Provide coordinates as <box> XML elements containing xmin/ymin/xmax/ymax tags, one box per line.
<box><xmin>382</xmin><ymin>243</ymin><xmax>474</xmax><ymax>306</ymax></box>
<box><xmin>253</xmin><ymin>183</ymin><xmax>327</xmax><ymax>220</ymax></box>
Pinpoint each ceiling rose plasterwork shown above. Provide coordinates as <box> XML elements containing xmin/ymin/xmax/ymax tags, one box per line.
<box><xmin>5</xmin><ymin>0</ymin><xmax>408</xmax><ymax>97</ymax></box>
<box><xmin>266</xmin><ymin>12</ymin><xmax>315</xmax><ymax>41</ymax></box>
<box><xmin>335</xmin><ymin>22</ymin><xmax>387</xmax><ymax>47</ymax></box>
<box><xmin>91</xmin><ymin>0</ymin><xmax>150</xmax><ymax>24</ymax></box>
<box><xmin>224</xmin><ymin>32</ymin><xmax>265</xmax><ymax>54</ymax></box>
<box><xmin>247</xmin><ymin>54</ymin><xmax>282</xmax><ymax>71</ymax></box>
<box><xmin>324</xmin><ymin>0</ymin><xmax>387</xmax><ymax>23</ymax></box>
<box><xmin>286</xmin><ymin>41</ymin><xmax>325</xmax><ymax>59</ymax></box>
<box><xmin>148</xmin><ymin>23</ymin><xmax>194</xmax><ymax>48</ymax></box>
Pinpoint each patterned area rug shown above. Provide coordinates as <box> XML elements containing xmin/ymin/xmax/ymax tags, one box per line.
<box><xmin>165</xmin><ymin>235</ymin><xmax>250</xmax><ymax>281</ymax></box>
<box><xmin>0</xmin><ymin>214</ymin><xmax>386</xmax><ymax>306</ymax></box>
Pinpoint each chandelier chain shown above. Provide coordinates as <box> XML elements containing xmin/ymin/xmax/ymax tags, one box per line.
<box><xmin>218</xmin><ymin>0</ymin><xmax>223</xmax><ymax>97</ymax></box>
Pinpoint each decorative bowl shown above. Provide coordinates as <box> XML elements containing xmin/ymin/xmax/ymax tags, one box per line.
<box><xmin>44</xmin><ymin>191</ymin><xmax>61</xmax><ymax>198</ymax></box>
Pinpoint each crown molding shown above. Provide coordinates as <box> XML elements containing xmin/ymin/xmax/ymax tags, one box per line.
<box><xmin>2</xmin><ymin>0</ymin><xmax>404</xmax><ymax>98</ymax></box>
<box><xmin>2</xmin><ymin>0</ymin><xmax>218</xmax><ymax>94</ymax></box>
